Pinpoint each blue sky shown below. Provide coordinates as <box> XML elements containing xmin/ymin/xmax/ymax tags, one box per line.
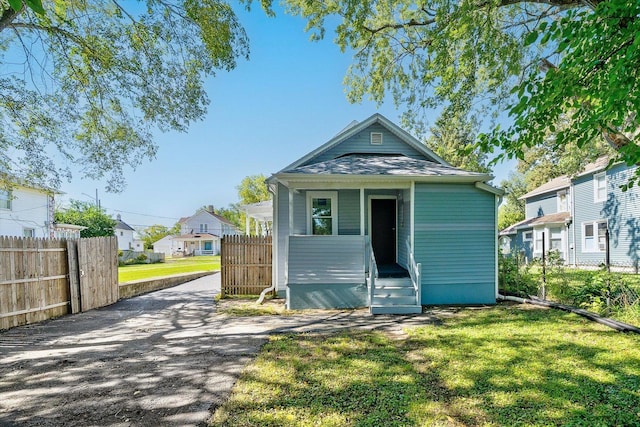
<box><xmin>58</xmin><ymin>4</ymin><xmax>516</xmax><ymax>230</ymax></box>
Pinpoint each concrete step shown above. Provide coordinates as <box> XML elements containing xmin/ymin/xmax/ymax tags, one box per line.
<box><xmin>370</xmin><ymin>304</ymin><xmax>422</xmax><ymax>315</ymax></box>
<box><xmin>372</xmin><ymin>295</ymin><xmax>417</xmax><ymax>306</ymax></box>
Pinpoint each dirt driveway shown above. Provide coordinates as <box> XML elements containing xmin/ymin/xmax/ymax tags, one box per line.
<box><xmin>0</xmin><ymin>273</ymin><xmax>434</xmax><ymax>427</ymax></box>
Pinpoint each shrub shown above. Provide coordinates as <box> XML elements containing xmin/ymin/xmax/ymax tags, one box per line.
<box><xmin>498</xmin><ymin>252</ymin><xmax>537</xmax><ymax>297</ymax></box>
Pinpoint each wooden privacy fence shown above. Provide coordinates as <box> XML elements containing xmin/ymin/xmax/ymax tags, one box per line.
<box><xmin>221</xmin><ymin>235</ymin><xmax>272</xmax><ymax>296</ymax></box>
<box><xmin>0</xmin><ymin>236</ymin><xmax>118</xmax><ymax>330</ymax></box>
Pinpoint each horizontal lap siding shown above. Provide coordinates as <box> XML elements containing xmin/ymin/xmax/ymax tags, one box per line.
<box><xmin>525</xmin><ymin>193</ymin><xmax>558</xmax><ymax>219</ymax></box>
<box><xmin>414</xmin><ymin>184</ymin><xmax>496</xmax><ymax>304</ymax></box>
<box><xmin>287</xmin><ymin>236</ymin><xmax>365</xmax><ymax>284</ymax></box>
<box><xmin>305</xmin><ymin>124</ymin><xmax>429</xmax><ymax>165</ymax></box>
<box><xmin>339</xmin><ymin>190</ymin><xmax>360</xmax><ymax>235</ymax></box>
<box><xmin>574</xmin><ymin>165</ymin><xmax>640</xmax><ymax>266</ymax></box>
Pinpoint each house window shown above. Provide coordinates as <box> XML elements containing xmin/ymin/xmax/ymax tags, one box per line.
<box><xmin>533</xmin><ymin>229</ymin><xmax>544</xmax><ymax>253</ymax></box>
<box><xmin>557</xmin><ymin>190</ymin><xmax>568</xmax><ymax>212</ymax></box>
<box><xmin>370</xmin><ymin>132</ymin><xmax>383</xmax><ymax>145</ymax></box>
<box><xmin>583</xmin><ymin>221</ymin><xmax>607</xmax><ymax>252</ymax></box>
<box><xmin>23</xmin><ymin>228</ymin><xmax>35</xmax><ymax>238</ymax></box>
<box><xmin>199</xmin><ymin>223</ymin><xmax>208</xmax><ymax>233</ymax></box>
<box><xmin>0</xmin><ymin>190</ymin><xmax>11</xmax><ymax>210</ymax></box>
<box><xmin>549</xmin><ymin>227</ymin><xmax>563</xmax><ymax>252</ymax></box>
<box><xmin>307</xmin><ymin>191</ymin><xmax>338</xmax><ymax>235</ymax></box>
<box><xmin>594</xmin><ymin>172</ymin><xmax>606</xmax><ymax>202</ymax></box>
<box><xmin>523</xmin><ymin>231</ymin><xmax>533</xmax><ymax>242</ymax></box>
<box><xmin>120</xmin><ymin>231</ymin><xmax>123</xmax><ymax>236</ymax></box>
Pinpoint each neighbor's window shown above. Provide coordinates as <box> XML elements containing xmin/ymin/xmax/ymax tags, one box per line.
<box><xmin>549</xmin><ymin>227</ymin><xmax>563</xmax><ymax>252</ymax></box>
<box><xmin>523</xmin><ymin>231</ymin><xmax>533</xmax><ymax>242</ymax></box>
<box><xmin>307</xmin><ymin>191</ymin><xmax>338</xmax><ymax>235</ymax></box>
<box><xmin>557</xmin><ymin>190</ymin><xmax>568</xmax><ymax>212</ymax></box>
<box><xmin>583</xmin><ymin>221</ymin><xmax>607</xmax><ymax>252</ymax></box>
<box><xmin>199</xmin><ymin>223</ymin><xmax>208</xmax><ymax>233</ymax></box>
<box><xmin>534</xmin><ymin>229</ymin><xmax>544</xmax><ymax>253</ymax></box>
<box><xmin>23</xmin><ymin>228</ymin><xmax>35</xmax><ymax>238</ymax></box>
<box><xmin>0</xmin><ymin>190</ymin><xmax>11</xmax><ymax>210</ymax></box>
<box><xmin>594</xmin><ymin>172</ymin><xmax>606</xmax><ymax>202</ymax></box>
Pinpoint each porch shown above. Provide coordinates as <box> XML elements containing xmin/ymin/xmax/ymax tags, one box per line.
<box><xmin>285</xmin><ymin>235</ymin><xmax>422</xmax><ymax>314</ymax></box>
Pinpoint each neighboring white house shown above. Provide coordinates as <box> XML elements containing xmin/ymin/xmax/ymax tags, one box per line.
<box><xmin>153</xmin><ymin>206</ymin><xmax>240</xmax><ymax>256</ymax></box>
<box><xmin>114</xmin><ymin>214</ymin><xmax>143</xmax><ymax>251</ymax></box>
<box><xmin>0</xmin><ymin>182</ymin><xmax>56</xmax><ymax>238</ymax></box>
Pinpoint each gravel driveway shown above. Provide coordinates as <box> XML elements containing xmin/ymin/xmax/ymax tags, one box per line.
<box><xmin>0</xmin><ymin>273</ymin><xmax>434</xmax><ymax>427</ymax></box>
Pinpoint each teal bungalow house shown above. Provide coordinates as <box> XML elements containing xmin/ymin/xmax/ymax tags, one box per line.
<box><xmin>267</xmin><ymin>114</ymin><xmax>503</xmax><ymax>314</ymax></box>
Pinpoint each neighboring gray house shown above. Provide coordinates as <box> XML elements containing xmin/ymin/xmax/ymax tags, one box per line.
<box><xmin>267</xmin><ymin>113</ymin><xmax>503</xmax><ymax>314</ymax></box>
<box><xmin>500</xmin><ymin>157</ymin><xmax>640</xmax><ymax>270</ymax></box>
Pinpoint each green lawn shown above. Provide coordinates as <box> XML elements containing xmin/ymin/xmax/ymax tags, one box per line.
<box><xmin>211</xmin><ymin>304</ymin><xmax>640</xmax><ymax>426</ymax></box>
<box><xmin>118</xmin><ymin>256</ymin><xmax>220</xmax><ymax>283</ymax></box>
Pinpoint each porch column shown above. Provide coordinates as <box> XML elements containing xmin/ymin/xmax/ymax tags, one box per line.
<box><xmin>360</xmin><ymin>187</ymin><xmax>365</xmax><ymax>236</ymax></box>
<box><xmin>255</xmin><ymin>219</ymin><xmax>259</xmax><ymax>236</ymax></box>
<box><xmin>245</xmin><ymin>210</ymin><xmax>250</xmax><ymax>235</ymax></box>
<box><xmin>288</xmin><ymin>187</ymin><xmax>294</xmax><ymax>235</ymax></box>
<box><xmin>410</xmin><ymin>181</ymin><xmax>415</xmax><ymax>249</ymax></box>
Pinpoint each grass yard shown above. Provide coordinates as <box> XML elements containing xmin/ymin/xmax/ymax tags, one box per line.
<box><xmin>118</xmin><ymin>256</ymin><xmax>220</xmax><ymax>283</ymax></box>
<box><xmin>211</xmin><ymin>304</ymin><xmax>640</xmax><ymax>427</ymax></box>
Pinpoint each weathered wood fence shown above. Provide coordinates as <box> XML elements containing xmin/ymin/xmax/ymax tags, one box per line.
<box><xmin>0</xmin><ymin>236</ymin><xmax>118</xmax><ymax>330</ymax></box>
<box><xmin>221</xmin><ymin>235</ymin><xmax>272</xmax><ymax>296</ymax></box>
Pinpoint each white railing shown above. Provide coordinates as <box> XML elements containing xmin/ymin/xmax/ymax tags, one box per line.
<box><xmin>367</xmin><ymin>239</ymin><xmax>378</xmax><ymax>307</ymax></box>
<box><xmin>406</xmin><ymin>240</ymin><xmax>422</xmax><ymax>306</ymax></box>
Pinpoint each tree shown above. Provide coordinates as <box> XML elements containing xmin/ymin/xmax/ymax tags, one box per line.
<box><xmin>215</xmin><ymin>174</ymin><xmax>270</xmax><ymax>232</ymax></box>
<box><xmin>425</xmin><ymin>109</ymin><xmax>489</xmax><ymax>173</ymax></box>
<box><xmin>283</xmin><ymin>0</ymin><xmax>640</xmax><ymax>183</ymax></box>
<box><xmin>498</xmin><ymin>172</ymin><xmax>527</xmax><ymax>230</ymax></box>
<box><xmin>0</xmin><ymin>1</ymin><xmax>253</xmax><ymax>191</ymax></box>
<box><xmin>140</xmin><ymin>223</ymin><xmax>181</xmax><ymax>250</ymax></box>
<box><xmin>237</xmin><ymin>174</ymin><xmax>270</xmax><ymax>204</ymax></box>
<box><xmin>54</xmin><ymin>200</ymin><xmax>116</xmax><ymax>237</ymax></box>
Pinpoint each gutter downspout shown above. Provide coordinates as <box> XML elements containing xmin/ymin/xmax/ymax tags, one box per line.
<box><xmin>257</xmin><ymin>181</ymin><xmax>278</xmax><ymax>305</ymax></box>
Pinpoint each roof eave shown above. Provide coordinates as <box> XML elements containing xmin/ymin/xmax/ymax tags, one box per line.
<box><xmin>274</xmin><ymin>172</ymin><xmax>491</xmax><ymax>184</ymax></box>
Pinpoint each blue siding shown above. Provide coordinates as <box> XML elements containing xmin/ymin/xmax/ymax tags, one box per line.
<box><xmin>573</xmin><ymin>164</ymin><xmax>640</xmax><ymax>267</ymax></box>
<box><xmin>288</xmin><ymin>283</ymin><xmax>368</xmax><ymax>309</ymax></box>
<box><xmin>304</xmin><ymin>123</ymin><xmax>432</xmax><ymax>166</ymax></box>
<box><xmin>414</xmin><ymin>183</ymin><xmax>496</xmax><ymax>304</ymax></box>
<box><xmin>338</xmin><ymin>190</ymin><xmax>360</xmax><ymax>235</ymax></box>
<box><xmin>525</xmin><ymin>193</ymin><xmax>558</xmax><ymax>219</ymax></box>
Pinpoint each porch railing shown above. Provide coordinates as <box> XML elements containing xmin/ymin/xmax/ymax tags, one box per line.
<box><xmin>367</xmin><ymin>238</ymin><xmax>378</xmax><ymax>307</ymax></box>
<box><xmin>406</xmin><ymin>240</ymin><xmax>422</xmax><ymax>306</ymax></box>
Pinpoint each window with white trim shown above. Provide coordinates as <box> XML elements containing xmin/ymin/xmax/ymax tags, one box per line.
<box><xmin>523</xmin><ymin>231</ymin><xmax>533</xmax><ymax>242</ymax></box>
<box><xmin>199</xmin><ymin>223</ymin><xmax>208</xmax><ymax>233</ymax></box>
<box><xmin>583</xmin><ymin>221</ymin><xmax>607</xmax><ymax>252</ymax></box>
<box><xmin>557</xmin><ymin>190</ymin><xmax>568</xmax><ymax>212</ymax></box>
<box><xmin>23</xmin><ymin>228</ymin><xmax>35</xmax><ymax>238</ymax></box>
<box><xmin>533</xmin><ymin>229</ymin><xmax>544</xmax><ymax>253</ymax></box>
<box><xmin>594</xmin><ymin>172</ymin><xmax>606</xmax><ymax>202</ymax></box>
<box><xmin>307</xmin><ymin>191</ymin><xmax>338</xmax><ymax>235</ymax></box>
<box><xmin>0</xmin><ymin>190</ymin><xmax>11</xmax><ymax>210</ymax></box>
<box><xmin>549</xmin><ymin>227</ymin><xmax>563</xmax><ymax>252</ymax></box>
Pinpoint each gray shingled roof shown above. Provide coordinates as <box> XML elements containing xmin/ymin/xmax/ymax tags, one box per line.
<box><xmin>500</xmin><ymin>212</ymin><xmax>571</xmax><ymax>235</ymax></box>
<box><xmin>280</xmin><ymin>154</ymin><xmax>488</xmax><ymax>178</ymax></box>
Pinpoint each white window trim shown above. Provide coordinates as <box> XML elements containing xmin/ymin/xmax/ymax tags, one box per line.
<box><xmin>582</xmin><ymin>220</ymin><xmax>607</xmax><ymax>253</ymax></box>
<box><xmin>532</xmin><ymin>225</ymin><xmax>566</xmax><ymax>258</ymax></box>
<box><xmin>23</xmin><ymin>227</ymin><xmax>35</xmax><ymax>238</ymax></box>
<box><xmin>593</xmin><ymin>172</ymin><xmax>606</xmax><ymax>203</ymax></box>
<box><xmin>557</xmin><ymin>189</ymin><xmax>568</xmax><ymax>212</ymax></box>
<box><xmin>370</xmin><ymin>132</ymin><xmax>383</xmax><ymax>145</ymax></box>
<box><xmin>523</xmin><ymin>231</ymin><xmax>533</xmax><ymax>242</ymax></box>
<box><xmin>306</xmin><ymin>191</ymin><xmax>338</xmax><ymax>235</ymax></box>
<box><xmin>0</xmin><ymin>190</ymin><xmax>11</xmax><ymax>210</ymax></box>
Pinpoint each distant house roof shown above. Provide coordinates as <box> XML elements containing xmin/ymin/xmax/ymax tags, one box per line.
<box><xmin>0</xmin><ymin>173</ymin><xmax>62</xmax><ymax>194</ymax></box>
<box><xmin>278</xmin><ymin>154</ymin><xmax>491</xmax><ymax>180</ymax></box>
<box><xmin>500</xmin><ymin>212</ymin><xmax>571</xmax><ymax>235</ymax></box>
<box><xmin>114</xmin><ymin>214</ymin><xmax>135</xmax><ymax>231</ymax></box>
<box><xmin>201</xmin><ymin>209</ymin><xmax>236</xmax><ymax>226</ymax></box>
<box><xmin>519</xmin><ymin>156</ymin><xmax>612</xmax><ymax>200</ymax></box>
<box><xmin>176</xmin><ymin>233</ymin><xmax>220</xmax><ymax>239</ymax></box>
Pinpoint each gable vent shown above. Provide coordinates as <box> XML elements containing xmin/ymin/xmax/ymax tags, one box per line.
<box><xmin>370</xmin><ymin>132</ymin><xmax>383</xmax><ymax>145</ymax></box>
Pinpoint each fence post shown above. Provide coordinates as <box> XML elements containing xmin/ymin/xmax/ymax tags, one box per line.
<box><xmin>605</xmin><ymin>227</ymin><xmax>611</xmax><ymax>307</ymax></box>
<box><xmin>541</xmin><ymin>231</ymin><xmax>546</xmax><ymax>300</ymax></box>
